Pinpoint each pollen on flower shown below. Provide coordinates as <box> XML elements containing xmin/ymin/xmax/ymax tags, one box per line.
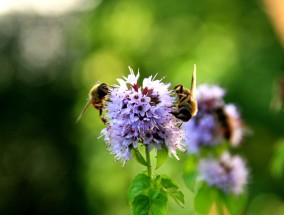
<box><xmin>101</xmin><ymin>67</ymin><xmax>185</xmax><ymax>164</ymax></box>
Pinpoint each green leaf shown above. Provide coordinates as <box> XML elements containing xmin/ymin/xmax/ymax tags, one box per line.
<box><xmin>156</xmin><ymin>146</ymin><xmax>168</xmax><ymax>169</ymax></box>
<box><xmin>183</xmin><ymin>155</ymin><xmax>198</xmax><ymax>172</ymax></box>
<box><xmin>183</xmin><ymin>171</ymin><xmax>197</xmax><ymax>192</ymax></box>
<box><xmin>194</xmin><ymin>184</ymin><xmax>214</xmax><ymax>215</ymax></box>
<box><xmin>148</xmin><ymin>183</ymin><xmax>160</xmax><ymax>200</ymax></box>
<box><xmin>132</xmin><ymin>195</ymin><xmax>150</xmax><ymax>215</ymax></box>
<box><xmin>149</xmin><ymin>190</ymin><xmax>168</xmax><ymax>215</ymax></box>
<box><xmin>160</xmin><ymin>175</ymin><xmax>184</xmax><ymax>208</ymax></box>
<box><xmin>132</xmin><ymin>148</ymin><xmax>147</xmax><ymax>167</ymax></box>
<box><xmin>183</xmin><ymin>155</ymin><xmax>198</xmax><ymax>192</ymax></box>
<box><xmin>128</xmin><ymin>173</ymin><xmax>151</xmax><ymax>203</ymax></box>
<box><xmin>131</xmin><ymin>176</ymin><xmax>168</xmax><ymax>215</ymax></box>
<box><xmin>271</xmin><ymin>140</ymin><xmax>284</xmax><ymax>178</ymax></box>
<box><xmin>223</xmin><ymin>192</ymin><xmax>248</xmax><ymax>215</ymax></box>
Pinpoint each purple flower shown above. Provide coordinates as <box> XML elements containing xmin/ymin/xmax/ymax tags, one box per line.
<box><xmin>183</xmin><ymin>113</ymin><xmax>223</xmax><ymax>153</ymax></box>
<box><xmin>198</xmin><ymin>153</ymin><xmax>248</xmax><ymax>195</ymax></box>
<box><xmin>196</xmin><ymin>84</ymin><xmax>225</xmax><ymax>112</ymax></box>
<box><xmin>101</xmin><ymin>67</ymin><xmax>185</xmax><ymax>165</ymax></box>
<box><xmin>182</xmin><ymin>84</ymin><xmax>245</xmax><ymax>153</ymax></box>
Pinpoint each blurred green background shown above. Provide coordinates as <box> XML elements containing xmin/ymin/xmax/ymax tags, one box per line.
<box><xmin>1</xmin><ymin>0</ymin><xmax>284</xmax><ymax>214</ymax></box>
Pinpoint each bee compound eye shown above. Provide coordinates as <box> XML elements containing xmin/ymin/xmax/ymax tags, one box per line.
<box><xmin>101</xmin><ymin>84</ymin><xmax>108</xmax><ymax>90</ymax></box>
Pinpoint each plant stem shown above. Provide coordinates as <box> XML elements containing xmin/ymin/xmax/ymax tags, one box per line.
<box><xmin>145</xmin><ymin>145</ymin><xmax>153</xmax><ymax>179</ymax></box>
<box><xmin>216</xmin><ymin>200</ymin><xmax>223</xmax><ymax>215</ymax></box>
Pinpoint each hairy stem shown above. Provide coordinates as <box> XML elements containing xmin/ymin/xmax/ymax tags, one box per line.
<box><xmin>145</xmin><ymin>145</ymin><xmax>153</xmax><ymax>179</ymax></box>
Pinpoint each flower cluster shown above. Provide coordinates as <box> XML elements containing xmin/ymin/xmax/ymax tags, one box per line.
<box><xmin>182</xmin><ymin>83</ymin><xmax>248</xmax><ymax>196</ymax></box>
<box><xmin>198</xmin><ymin>153</ymin><xmax>248</xmax><ymax>195</ymax></box>
<box><xmin>183</xmin><ymin>84</ymin><xmax>245</xmax><ymax>153</ymax></box>
<box><xmin>101</xmin><ymin>67</ymin><xmax>185</xmax><ymax>164</ymax></box>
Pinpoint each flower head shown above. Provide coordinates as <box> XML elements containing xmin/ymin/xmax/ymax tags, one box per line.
<box><xmin>198</xmin><ymin>153</ymin><xmax>248</xmax><ymax>195</ymax></box>
<box><xmin>183</xmin><ymin>84</ymin><xmax>245</xmax><ymax>153</ymax></box>
<box><xmin>101</xmin><ymin>67</ymin><xmax>185</xmax><ymax>164</ymax></box>
<box><xmin>196</xmin><ymin>84</ymin><xmax>225</xmax><ymax>111</ymax></box>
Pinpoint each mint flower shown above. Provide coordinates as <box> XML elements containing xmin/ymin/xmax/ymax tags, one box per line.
<box><xmin>196</xmin><ymin>84</ymin><xmax>225</xmax><ymax>111</ymax></box>
<box><xmin>101</xmin><ymin>67</ymin><xmax>185</xmax><ymax>164</ymax></box>
<box><xmin>198</xmin><ymin>153</ymin><xmax>248</xmax><ymax>195</ymax></box>
<box><xmin>183</xmin><ymin>113</ymin><xmax>223</xmax><ymax>153</ymax></box>
<box><xmin>183</xmin><ymin>84</ymin><xmax>245</xmax><ymax>153</ymax></box>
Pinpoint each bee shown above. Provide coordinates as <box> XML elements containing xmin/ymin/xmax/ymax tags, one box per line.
<box><xmin>171</xmin><ymin>64</ymin><xmax>198</xmax><ymax>122</ymax></box>
<box><xmin>76</xmin><ymin>83</ymin><xmax>111</xmax><ymax>123</ymax></box>
<box><xmin>219</xmin><ymin>160</ymin><xmax>232</xmax><ymax>173</ymax></box>
<box><xmin>215</xmin><ymin>105</ymin><xmax>247</xmax><ymax>145</ymax></box>
<box><xmin>215</xmin><ymin>107</ymin><xmax>232</xmax><ymax>140</ymax></box>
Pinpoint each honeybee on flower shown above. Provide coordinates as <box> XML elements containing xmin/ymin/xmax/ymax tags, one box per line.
<box><xmin>101</xmin><ymin>67</ymin><xmax>186</xmax><ymax>164</ymax></box>
<box><xmin>182</xmin><ymin>84</ymin><xmax>246</xmax><ymax>153</ymax></box>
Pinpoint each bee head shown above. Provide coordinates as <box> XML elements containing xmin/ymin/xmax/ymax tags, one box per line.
<box><xmin>99</xmin><ymin>83</ymin><xmax>110</xmax><ymax>93</ymax></box>
<box><xmin>174</xmin><ymin>84</ymin><xmax>184</xmax><ymax>94</ymax></box>
<box><xmin>94</xmin><ymin>83</ymin><xmax>111</xmax><ymax>99</ymax></box>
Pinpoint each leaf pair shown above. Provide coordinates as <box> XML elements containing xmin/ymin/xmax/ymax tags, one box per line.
<box><xmin>128</xmin><ymin>173</ymin><xmax>167</xmax><ymax>215</ymax></box>
<box><xmin>128</xmin><ymin>173</ymin><xmax>184</xmax><ymax>215</ymax></box>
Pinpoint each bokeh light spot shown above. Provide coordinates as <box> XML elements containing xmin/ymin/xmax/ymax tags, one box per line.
<box><xmin>104</xmin><ymin>1</ymin><xmax>153</xmax><ymax>51</ymax></box>
<box><xmin>82</xmin><ymin>50</ymin><xmax>126</xmax><ymax>86</ymax></box>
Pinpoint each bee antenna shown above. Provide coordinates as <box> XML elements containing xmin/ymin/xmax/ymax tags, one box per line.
<box><xmin>76</xmin><ymin>99</ymin><xmax>92</xmax><ymax>123</ymax></box>
<box><xmin>190</xmin><ymin>64</ymin><xmax>197</xmax><ymax>96</ymax></box>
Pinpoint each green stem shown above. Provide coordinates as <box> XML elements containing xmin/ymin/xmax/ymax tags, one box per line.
<box><xmin>145</xmin><ymin>145</ymin><xmax>153</xmax><ymax>179</ymax></box>
<box><xmin>216</xmin><ymin>200</ymin><xmax>223</xmax><ymax>215</ymax></box>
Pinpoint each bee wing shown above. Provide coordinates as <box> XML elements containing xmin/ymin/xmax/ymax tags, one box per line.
<box><xmin>190</xmin><ymin>64</ymin><xmax>197</xmax><ymax>97</ymax></box>
<box><xmin>76</xmin><ymin>99</ymin><xmax>92</xmax><ymax>123</ymax></box>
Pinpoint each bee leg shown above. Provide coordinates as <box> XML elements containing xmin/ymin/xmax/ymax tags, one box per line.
<box><xmin>105</xmin><ymin>97</ymin><xmax>112</xmax><ymax>102</ymax></box>
<box><xmin>100</xmin><ymin>116</ymin><xmax>107</xmax><ymax>124</ymax></box>
<box><xmin>98</xmin><ymin>108</ymin><xmax>107</xmax><ymax>124</ymax></box>
<box><xmin>178</xmin><ymin>93</ymin><xmax>188</xmax><ymax>103</ymax></box>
